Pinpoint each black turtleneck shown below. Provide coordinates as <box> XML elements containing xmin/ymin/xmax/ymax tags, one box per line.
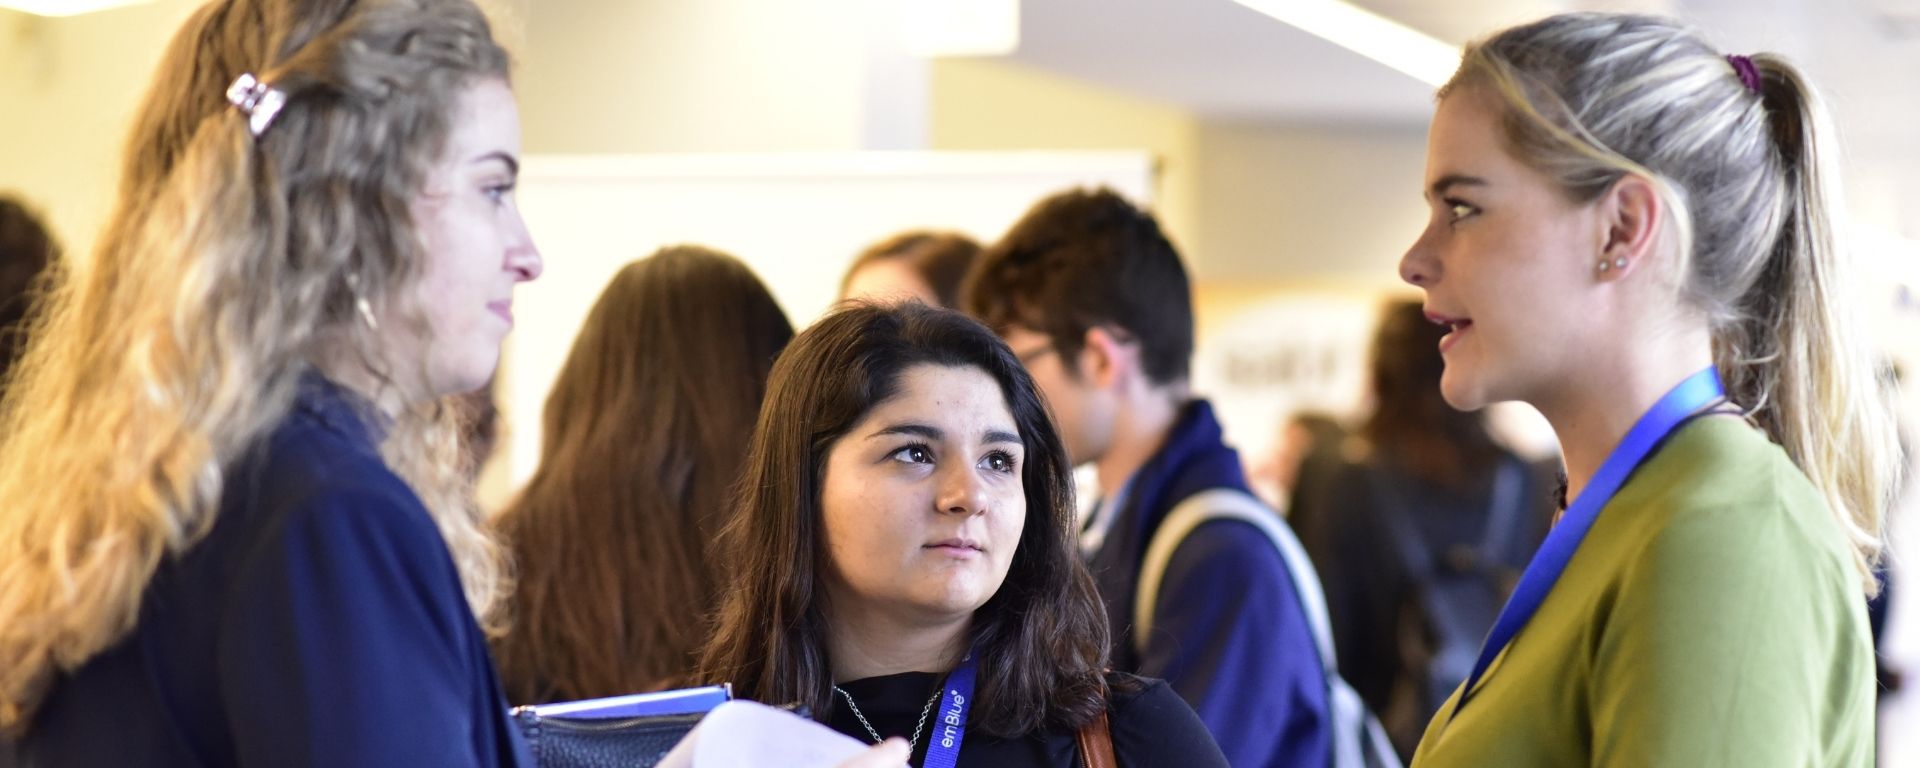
<box><xmin>820</xmin><ymin>671</ymin><xmax>1224</xmax><ymax>768</ymax></box>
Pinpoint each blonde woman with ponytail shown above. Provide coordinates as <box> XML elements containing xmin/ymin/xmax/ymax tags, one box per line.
<box><xmin>0</xmin><ymin>0</ymin><xmax>546</xmax><ymax>763</ymax></box>
<box><xmin>1397</xmin><ymin>12</ymin><xmax>1899</xmax><ymax>766</ymax></box>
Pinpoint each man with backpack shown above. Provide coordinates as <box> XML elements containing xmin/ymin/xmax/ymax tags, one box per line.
<box><xmin>965</xmin><ymin>188</ymin><xmax>1392</xmax><ymax>768</ymax></box>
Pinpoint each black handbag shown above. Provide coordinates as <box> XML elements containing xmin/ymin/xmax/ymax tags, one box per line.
<box><xmin>512</xmin><ymin>707</ymin><xmax>705</xmax><ymax>768</ymax></box>
<box><xmin>512</xmin><ymin>703</ymin><xmax>812</xmax><ymax>768</ymax></box>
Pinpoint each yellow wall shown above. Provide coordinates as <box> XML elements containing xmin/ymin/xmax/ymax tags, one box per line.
<box><xmin>1192</xmin><ymin>120</ymin><xmax>1427</xmax><ymax>287</ymax></box>
<box><xmin>0</xmin><ymin>0</ymin><xmax>931</xmax><ymax>263</ymax></box>
<box><xmin>927</xmin><ymin>56</ymin><xmax>1427</xmax><ymax>334</ymax></box>
<box><xmin>517</xmin><ymin>0</ymin><xmax>898</xmax><ymax>154</ymax></box>
<box><xmin>929</xmin><ymin>57</ymin><xmax>1201</xmax><ymax>262</ymax></box>
<box><xmin>0</xmin><ymin>2</ymin><xmax>200</xmax><ymax>264</ymax></box>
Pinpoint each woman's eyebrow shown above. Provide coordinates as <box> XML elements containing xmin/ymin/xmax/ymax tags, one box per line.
<box><xmin>1427</xmin><ymin>173</ymin><xmax>1489</xmax><ymax>199</ymax></box>
<box><xmin>470</xmin><ymin>150</ymin><xmax>519</xmax><ymax>176</ymax></box>
<box><xmin>869</xmin><ymin>423</ymin><xmax>941</xmax><ymax>441</ymax></box>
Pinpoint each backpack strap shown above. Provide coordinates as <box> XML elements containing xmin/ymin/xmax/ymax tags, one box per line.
<box><xmin>1132</xmin><ymin>488</ymin><xmax>1336</xmax><ymax>677</ymax></box>
<box><xmin>1133</xmin><ymin>488</ymin><xmax>1400</xmax><ymax>768</ymax></box>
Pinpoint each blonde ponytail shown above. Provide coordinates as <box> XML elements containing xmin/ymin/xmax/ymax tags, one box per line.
<box><xmin>1716</xmin><ymin>56</ymin><xmax>1901</xmax><ymax>592</ymax></box>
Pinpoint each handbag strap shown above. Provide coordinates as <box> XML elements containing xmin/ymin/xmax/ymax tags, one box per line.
<box><xmin>1076</xmin><ymin>709</ymin><xmax>1116</xmax><ymax>768</ymax></box>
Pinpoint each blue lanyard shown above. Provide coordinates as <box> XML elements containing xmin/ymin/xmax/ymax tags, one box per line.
<box><xmin>922</xmin><ymin>651</ymin><xmax>977</xmax><ymax>768</ymax></box>
<box><xmin>1451</xmin><ymin>367</ymin><xmax>1726</xmax><ymax>719</ymax></box>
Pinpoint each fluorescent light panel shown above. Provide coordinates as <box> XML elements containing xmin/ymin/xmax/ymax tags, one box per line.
<box><xmin>1232</xmin><ymin>0</ymin><xmax>1460</xmax><ymax>87</ymax></box>
<box><xmin>0</xmin><ymin>0</ymin><xmax>153</xmax><ymax>17</ymax></box>
<box><xmin>900</xmin><ymin>0</ymin><xmax>1019</xmax><ymax>57</ymax></box>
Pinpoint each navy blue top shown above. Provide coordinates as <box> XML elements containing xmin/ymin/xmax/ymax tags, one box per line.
<box><xmin>1086</xmin><ymin>400</ymin><xmax>1330</xmax><ymax>768</ymax></box>
<box><xmin>22</xmin><ymin>376</ymin><xmax>529</xmax><ymax>767</ymax></box>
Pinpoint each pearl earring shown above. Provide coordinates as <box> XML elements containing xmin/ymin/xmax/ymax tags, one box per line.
<box><xmin>1596</xmin><ymin>259</ymin><xmax>1612</xmax><ymax>273</ymax></box>
<box><xmin>346</xmin><ymin>272</ymin><xmax>379</xmax><ymax>331</ymax></box>
<box><xmin>356</xmin><ymin>296</ymin><xmax>380</xmax><ymax>331</ymax></box>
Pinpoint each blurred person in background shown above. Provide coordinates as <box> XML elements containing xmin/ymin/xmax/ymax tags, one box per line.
<box><xmin>1398</xmin><ymin>12</ymin><xmax>1901</xmax><ymax>765</ymax></box>
<box><xmin>840</xmin><ymin>230</ymin><xmax>980</xmax><ymax>308</ymax></box>
<box><xmin>1871</xmin><ymin>362</ymin><xmax>1910</xmax><ymax>705</ymax></box>
<box><xmin>1252</xmin><ymin>410</ymin><xmax>1347</xmax><ymax>520</ymax></box>
<box><xmin>491</xmin><ymin>245</ymin><xmax>794</xmax><ymax>704</ymax></box>
<box><xmin>1287</xmin><ymin>300</ymin><xmax>1557</xmax><ymax>758</ymax></box>
<box><xmin>0</xmin><ymin>196</ymin><xmax>58</xmax><ymax>395</ymax></box>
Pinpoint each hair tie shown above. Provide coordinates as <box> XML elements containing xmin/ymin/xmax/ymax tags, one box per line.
<box><xmin>1726</xmin><ymin>54</ymin><xmax>1762</xmax><ymax>95</ymax></box>
<box><xmin>226</xmin><ymin>73</ymin><xmax>287</xmax><ymax>137</ymax></box>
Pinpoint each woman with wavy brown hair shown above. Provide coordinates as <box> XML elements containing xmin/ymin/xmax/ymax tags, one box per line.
<box><xmin>697</xmin><ymin>302</ymin><xmax>1224</xmax><ymax>767</ymax></box>
<box><xmin>491</xmin><ymin>245</ymin><xmax>794</xmax><ymax>704</ymax></box>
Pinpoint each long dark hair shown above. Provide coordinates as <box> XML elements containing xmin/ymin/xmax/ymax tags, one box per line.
<box><xmin>492</xmin><ymin>245</ymin><xmax>794</xmax><ymax>704</ymax></box>
<box><xmin>696</xmin><ymin>301</ymin><xmax>1110</xmax><ymax>736</ymax></box>
<box><xmin>1361</xmin><ymin>300</ymin><xmax>1504</xmax><ymax>490</ymax></box>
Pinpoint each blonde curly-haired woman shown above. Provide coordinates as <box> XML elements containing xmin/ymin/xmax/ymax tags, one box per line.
<box><xmin>0</xmin><ymin>0</ymin><xmax>543</xmax><ymax>763</ymax></box>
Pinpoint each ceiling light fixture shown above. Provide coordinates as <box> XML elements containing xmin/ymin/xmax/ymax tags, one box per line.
<box><xmin>900</xmin><ymin>0</ymin><xmax>1019</xmax><ymax>57</ymax></box>
<box><xmin>1231</xmin><ymin>0</ymin><xmax>1460</xmax><ymax>87</ymax></box>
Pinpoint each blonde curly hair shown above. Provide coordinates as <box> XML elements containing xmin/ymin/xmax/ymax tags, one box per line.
<box><xmin>0</xmin><ymin>0</ymin><xmax>513</xmax><ymax>729</ymax></box>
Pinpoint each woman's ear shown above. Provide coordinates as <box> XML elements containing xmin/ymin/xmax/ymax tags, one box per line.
<box><xmin>1596</xmin><ymin>174</ymin><xmax>1663</xmax><ymax>278</ymax></box>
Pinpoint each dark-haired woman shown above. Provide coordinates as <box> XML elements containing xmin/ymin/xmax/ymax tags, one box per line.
<box><xmin>698</xmin><ymin>302</ymin><xmax>1226</xmax><ymax>767</ymax></box>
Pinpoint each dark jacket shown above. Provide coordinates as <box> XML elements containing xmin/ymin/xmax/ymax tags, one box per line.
<box><xmin>1290</xmin><ymin>446</ymin><xmax>1556</xmax><ymax>757</ymax></box>
<box><xmin>22</xmin><ymin>376</ymin><xmax>529</xmax><ymax>767</ymax></box>
<box><xmin>1086</xmin><ymin>400</ymin><xmax>1330</xmax><ymax>768</ymax></box>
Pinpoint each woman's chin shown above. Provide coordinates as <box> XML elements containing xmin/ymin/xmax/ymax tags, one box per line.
<box><xmin>1439</xmin><ymin>369</ymin><xmax>1489</xmax><ymax>413</ymax></box>
<box><xmin>908</xmin><ymin>578</ymin><xmax>999</xmax><ymax>617</ymax></box>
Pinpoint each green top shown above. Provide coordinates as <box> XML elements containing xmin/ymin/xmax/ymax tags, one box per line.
<box><xmin>1410</xmin><ymin>416</ymin><xmax>1875</xmax><ymax>767</ymax></box>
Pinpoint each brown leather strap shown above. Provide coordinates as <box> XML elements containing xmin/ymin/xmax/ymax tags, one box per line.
<box><xmin>1076</xmin><ymin>709</ymin><xmax>1117</xmax><ymax>768</ymax></box>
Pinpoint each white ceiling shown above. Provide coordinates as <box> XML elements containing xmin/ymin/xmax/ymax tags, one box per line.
<box><xmin>994</xmin><ymin>0</ymin><xmax>1439</xmax><ymax>123</ymax></box>
<box><xmin>989</xmin><ymin>0</ymin><xmax>1920</xmax><ymax>128</ymax></box>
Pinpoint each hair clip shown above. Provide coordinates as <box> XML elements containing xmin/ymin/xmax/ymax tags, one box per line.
<box><xmin>226</xmin><ymin>73</ymin><xmax>287</xmax><ymax>137</ymax></box>
<box><xmin>1725</xmin><ymin>55</ymin><xmax>1762</xmax><ymax>95</ymax></box>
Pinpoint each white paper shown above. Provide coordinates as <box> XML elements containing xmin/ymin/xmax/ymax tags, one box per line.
<box><xmin>655</xmin><ymin>700</ymin><xmax>886</xmax><ymax>768</ymax></box>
